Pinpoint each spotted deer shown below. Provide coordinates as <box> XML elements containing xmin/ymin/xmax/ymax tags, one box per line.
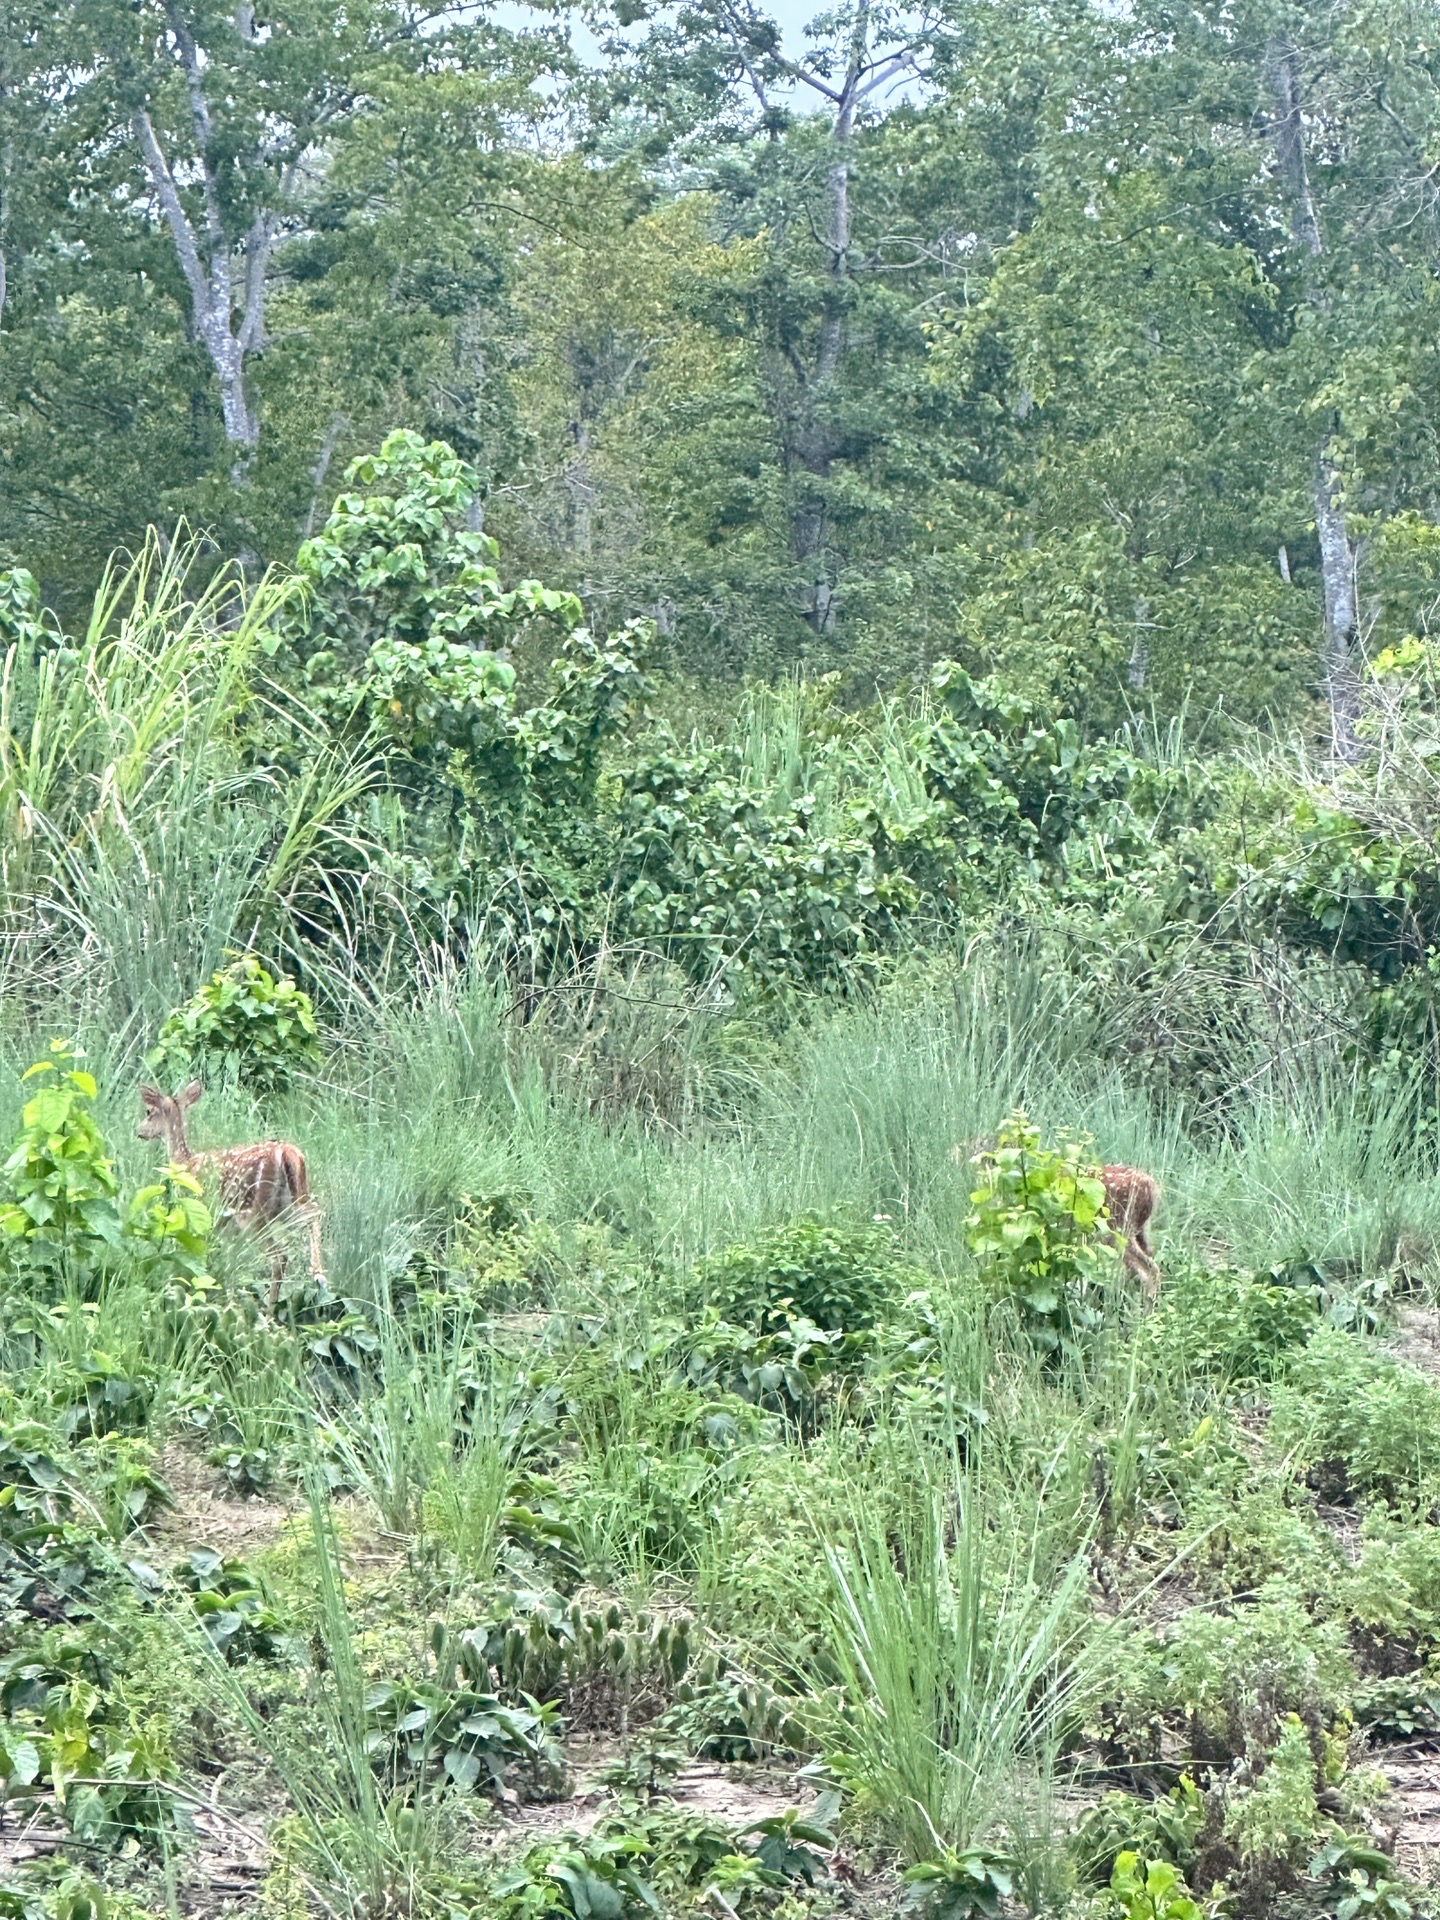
<box><xmin>138</xmin><ymin>1082</ymin><xmax>324</xmax><ymax>1310</ymax></box>
<box><xmin>956</xmin><ymin>1140</ymin><xmax>1163</xmax><ymax>1300</ymax></box>
<box><xmin>1097</xmin><ymin>1162</ymin><xmax>1162</xmax><ymax>1299</ymax></box>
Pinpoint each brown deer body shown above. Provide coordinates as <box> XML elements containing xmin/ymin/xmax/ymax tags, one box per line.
<box><xmin>1098</xmin><ymin>1162</ymin><xmax>1161</xmax><ymax>1299</ymax></box>
<box><xmin>138</xmin><ymin>1082</ymin><xmax>324</xmax><ymax>1309</ymax></box>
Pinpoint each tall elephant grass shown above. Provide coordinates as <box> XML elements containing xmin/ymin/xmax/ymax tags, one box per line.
<box><xmin>816</xmin><ymin>1430</ymin><xmax>1098</xmax><ymax>1865</ymax></box>
<box><xmin>0</xmin><ymin>531</ymin><xmax>377</xmax><ymax>1053</ymax></box>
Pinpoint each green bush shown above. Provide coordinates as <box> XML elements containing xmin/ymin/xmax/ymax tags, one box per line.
<box><xmin>1136</xmin><ymin>1264</ymin><xmax>1319</xmax><ymax>1384</ymax></box>
<box><xmin>1071</xmin><ymin>1778</ymin><xmax>1204</xmax><ymax>1887</ymax></box>
<box><xmin>964</xmin><ymin>1113</ymin><xmax>1114</xmax><ymax>1353</ymax></box>
<box><xmin>1108</xmin><ymin>1853</ymin><xmax>1203</xmax><ymax>1920</ymax></box>
<box><xmin>1095</xmin><ymin>1589</ymin><xmax>1354</xmax><ymax>1760</ymax></box>
<box><xmin>696</xmin><ymin>1213</ymin><xmax>914</xmax><ymax>1334</ymax></box>
<box><xmin>148</xmin><ymin>956</ymin><xmax>320</xmax><ymax>1093</ymax></box>
<box><xmin>0</xmin><ymin>1044</ymin><xmax>120</xmax><ymax>1292</ymax></box>
<box><xmin>1268</xmin><ymin>1330</ymin><xmax>1440</xmax><ymax>1504</ymax></box>
<box><xmin>901</xmin><ymin>1845</ymin><xmax>1015</xmax><ymax>1920</ymax></box>
<box><xmin>1221</xmin><ymin>1714</ymin><xmax>1320</xmax><ymax>1868</ymax></box>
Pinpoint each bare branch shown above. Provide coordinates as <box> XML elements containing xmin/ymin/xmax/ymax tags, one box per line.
<box><xmin>163</xmin><ymin>1</ymin><xmax>225</xmax><ymax>246</ymax></box>
<box><xmin>237</xmin><ymin>210</ymin><xmax>274</xmax><ymax>353</ymax></box>
<box><xmin>132</xmin><ymin>109</ymin><xmax>209</xmax><ymax>314</ymax></box>
<box><xmin>711</xmin><ymin>0</ymin><xmax>843</xmax><ymax>104</ymax></box>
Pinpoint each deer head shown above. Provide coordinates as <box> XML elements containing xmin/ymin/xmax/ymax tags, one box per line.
<box><xmin>138</xmin><ymin>1081</ymin><xmax>204</xmax><ymax>1156</ymax></box>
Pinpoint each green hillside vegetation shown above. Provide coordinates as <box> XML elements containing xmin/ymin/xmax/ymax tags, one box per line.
<box><xmin>6</xmin><ymin>1</ymin><xmax>1440</xmax><ymax>1916</ymax></box>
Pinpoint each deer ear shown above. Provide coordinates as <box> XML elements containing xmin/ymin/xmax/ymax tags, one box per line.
<box><xmin>177</xmin><ymin>1080</ymin><xmax>203</xmax><ymax>1108</ymax></box>
<box><xmin>140</xmin><ymin>1085</ymin><xmax>163</xmax><ymax>1108</ymax></box>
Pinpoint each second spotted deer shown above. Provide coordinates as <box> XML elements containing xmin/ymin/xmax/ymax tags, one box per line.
<box><xmin>1097</xmin><ymin>1162</ymin><xmax>1161</xmax><ymax>1299</ymax></box>
<box><xmin>957</xmin><ymin>1137</ymin><xmax>1162</xmax><ymax>1299</ymax></box>
<box><xmin>138</xmin><ymin>1081</ymin><xmax>324</xmax><ymax>1309</ymax></box>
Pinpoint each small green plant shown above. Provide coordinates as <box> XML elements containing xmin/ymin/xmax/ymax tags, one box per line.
<box><xmin>51</xmin><ymin>1353</ymin><xmax>152</xmax><ymax>1442</ymax></box>
<box><xmin>1108</xmin><ymin>1853</ymin><xmax>1204</xmax><ymax>1920</ymax></box>
<box><xmin>492</xmin><ymin>1832</ymin><xmax>660</xmax><ymax>1920</ymax></box>
<box><xmin>739</xmin><ymin>1797</ymin><xmax>839</xmax><ymax>1884</ymax></box>
<box><xmin>0</xmin><ymin>1866</ymin><xmax>153</xmax><ymax>1920</ymax></box>
<box><xmin>0</xmin><ymin>1046</ymin><xmax>120</xmax><ymax>1290</ymax></box>
<box><xmin>1072</xmin><ymin>1777</ymin><xmax>1205</xmax><ymax>1885</ymax></box>
<box><xmin>175</xmin><ymin>1549</ymin><xmax>299</xmax><ymax>1663</ymax></box>
<box><xmin>121</xmin><ymin>1166</ymin><xmax>213</xmax><ymax>1289</ymax></box>
<box><xmin>697</xmin><ymin>1213</ymin><xmax>913</xmax><ymax>1333</ymax></box>
<box><xmin>363</xmin><ymin>1675</ymin><xmax>566</xmax><ymax>1798</ymax></box>
<box><xmin>0</xmin><ymin>1631</ymin><xmax>183</xmax><ymax>1845</ymax></box>
<box><xmin>1311</xmin><ymin>1838</ymin><xmax>1413</xmax><ymax>1919</ymax></box>
<box><xmin>965</xmin><ymin>1113</ymin><xmax>1115</xmax><ymax>1351</ymax></box>
<box><xmin>901</xmin><ymin>1844</ymin><xmax>1016</xmax><ymax>1920</ymax></box>
<box><xmin>148</xmin><ymin>956</ymin><xmax>320</xmax><ymax>1093</ymax></box>
<box><xmin>1223</xmin><ymin>1714</ymin><xmax>1321</xmax><ymax>1867</ymax></box>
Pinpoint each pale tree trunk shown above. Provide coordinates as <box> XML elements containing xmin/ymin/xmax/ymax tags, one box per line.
<box><xmin>133</xmin><ymin>3</ymin><xmax>274</xmax><ymax>453</ymax></box>
<box><xmin>714</xmin><ymin>0</ymin><xmax>916</xmax><ymax>632</ymax></box>
<box><xmin>1268</xmin><ymin>35</ymin><xmax>1360</xmax><ymax>759</ymax></box>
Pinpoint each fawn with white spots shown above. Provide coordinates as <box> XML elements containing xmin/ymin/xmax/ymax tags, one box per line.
<box><xmin>138</xmin><ymin>1081</ymin><xmax>324</xmax><ymax>1310</ymax></box>
<box><xmin>957</xmin><ymin>1138</ymin><xmax>1162</xmax><ymax>1299</ymax></box>
<box><xmin>1096</xmin><ymin>1162</ymin><xmax>1161</xmax><ymax>1298</ymax></box>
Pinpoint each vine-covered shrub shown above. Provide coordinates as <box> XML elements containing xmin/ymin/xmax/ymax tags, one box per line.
<box><xmin>964</xmin><ymin>1114</ymin><xmax>1116</xmax><ymax>1352</ymax></box>
<box><xmin>0</xmin><ymin>1046</ymin><xmax>212</xmax><ymax>1300</ymax></box>
<box><xmin>695</xmin><ymin>1214</ymin><xmax>917</xmax><ymax>1333</ymax></box>
<box><xmin>149</xmin><ymin>957</ymin><xmax>320</xmax><ymax>1094</ymax></box>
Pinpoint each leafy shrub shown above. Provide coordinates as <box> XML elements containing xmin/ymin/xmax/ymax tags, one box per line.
<box><xmin>902</xmin><ymin>1845</ymin><xmax>1015</xmax><ymax>1920</ymax></box>
<box><xmin>492</xmin><ymin>1832</ymin><xmax>660</xmax><ymax>1920</ymax></box>
<box><xmin>0</xmin><ymin>1045</ymin><xmax>120</xmax><ymax>1291</ymax></box>
<box><xmin>673</xmin><ymin>1308</ymin><xmax>873</xmax><ymax>1425</ymax></box>
<box><xmin>697</xmin><ymin>1213</ymin><xmax>913</xmax><ymax>1334</ymax></box>
<box><xmin>616</xmin><ymin>747</ymin><xmax>926</xmax><ymax>992</ymax></box>
<box><xmin>1221</xmin><ymin>1714</ymin><xmax>1320</xmax><ymax>1867</ymax></box>
<box><xmin>1137</xmin><ymin>1264</ymin><xmax>1319</xmax><ymax>1384</ymax></box>
<box><xmin>148</xmin><ymin>956</ymin><xmax>320</xmax><ymax>1093</ymax></box>
<box><xmin>0</xmin><ymin>1866</ymin><xmax>149</xmax><ymax>1920</ymax></box>
<box><xmin>964</xmin><ymin>1114</ymin><xmax>1115</xmax><ymax>1352</ymax></box>
<box><xmin>121</xmin><ymin>1167</ymin><xmax>213</xmax><ymax>1291</ymax></box>
<box><xmin>0</xmin><ymin>1626</ymin><xmax>183</xmax><ymax>1844</ymax></box>
<box><xmin>1071</xmin><ymin>1777</ymin><xmax>1204</xmax><ymax>1886</ymax></box>
<box><xmin>656</xmin><ymin>1642</ymin><xmax>814</xmax><ymax>1761</ymax></box>
<box><xmin>1310</xmin><ymin>1838</ymin><xmax>1414</xmax><ymax>1920</ymax></box>
<box><xmin>1108</xmin><ymin>1853</ymin><xmax>1203</xmax><ymax>1920</ymax></box>
<box><xmin>739</xmin><ymin>1802</ymin><xmax>838</xmax><ymax>1886</ymax></box>
<box><xmin>1269</xmin><ymin>1330</ymin><xmax>1440</xmax><ymax>1504</ymax></box>
<box><xmin>448</xmin><ymin>1596</ymin><xmax>692</xmax><ymax>1707</ymax></box>
<box><xmin>1095</xmin><ymin>1590</ymin><xmax>1354</xmax><ymax>1760</ymax></box>
<box><xmin>363</xmin><ymin>1676</ymin><xmax>565</xmax><ymax>1799</ymax></box>
<box><xmin>1352</xmin><ymin>1672</ymin><xmax>1440</xmax><ymax>1741</ymax></box>
<box><xmin>1337</xmin><ymin>1516</ymin><xmax>1440</xmax><ymax>1661</ymax></box>
<box><xmin>50</xmin><ymin>1354</ymin><xmax>152</xmax><ymax>1442</ymax></box>
<box><xmin>174</xmin><ymin>1549</ymin><xmax>298</xmax><ymax>1663</ymax></box>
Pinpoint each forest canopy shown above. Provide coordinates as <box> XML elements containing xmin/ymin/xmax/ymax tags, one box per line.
<box><xmin>5</xmin><ymin>0</ymin><xmax>1440</xmax><ymax>734</ymax></box>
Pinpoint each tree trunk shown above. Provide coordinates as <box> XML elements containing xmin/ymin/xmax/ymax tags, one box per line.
<box><xmin>1268</xmin><ymin>34</ymin><xmax>1359</xmax><ymax>759</ymax></box>
<box><xmin>132</xmin><ymin>8</ymin><xmax>272</xmax><ymax>454</ymax></box>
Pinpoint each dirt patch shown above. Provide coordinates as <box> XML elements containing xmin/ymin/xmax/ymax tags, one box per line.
<box><xmin>1377</xmin><ymin>1745</ymin><xmax>1440</xmax><ymax>1885</ymax></box>
<box><xmin>140</xmin><ymin>1442</ymin><xmax>294</xmax><ymax>1565</ymax></box>
<box><xmin>500</xmin><ymin>1735</ymin><xmax>819</xmax><ymax>1844</ymax></box>
<box><xmin>0</xmin><ymin>1798</ymin><xmax>69</xmax><ymax>1875</ymax></box>
<box><xmin>1315</xmin><ymin>1500</ymin><xmax>1365</xmax><ymax>1565</ymax></box>
<box><xmin>1385</xmin><ymin>1305</ymin><xmax>1440</xmax><ymax>1380</ymax></box>
<box><xmin>179</xmin><ymin>1794</ymin><xmax>271</xmax><ymax>1915</ymax></box>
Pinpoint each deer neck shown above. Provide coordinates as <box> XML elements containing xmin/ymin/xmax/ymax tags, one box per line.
<box><xmin>163</xmin><ymin>1115</ymin><xmax>199</xmax><ymax>1170</ymax></box>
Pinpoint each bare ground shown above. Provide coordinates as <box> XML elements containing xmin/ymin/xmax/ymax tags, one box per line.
<box><xmin>141</xmin><ymin>1441</ymin><xmax>295</xmax><ymax>1563</ymax></box>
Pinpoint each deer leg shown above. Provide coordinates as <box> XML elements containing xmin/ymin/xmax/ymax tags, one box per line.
<box><xmin>1138</xmin><ymin>1232</ymin><xmax>1161</xmax><ymax>1303</ymax></box>
<box><xmin>306</xmin><ymin>1203</ymin><xmax>325</xmax><ymax>1279</ymax></box>
<box><xmin>267</xmin><ymin>1248</ymin><xmax>289</xmax><ymax>1316</ymax></box>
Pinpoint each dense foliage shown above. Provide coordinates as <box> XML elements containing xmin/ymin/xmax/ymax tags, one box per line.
<box><xmin>10</xmin><ymin>3</ymin><xmax>1440</xmax><ymax>1918</ymax></box>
